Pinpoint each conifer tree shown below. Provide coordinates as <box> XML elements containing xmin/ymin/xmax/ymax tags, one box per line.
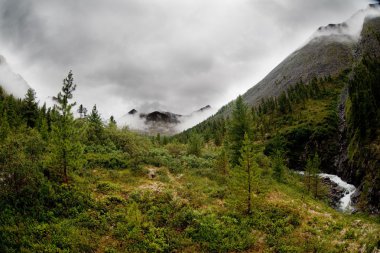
<box><xmin>108</xmin><ymin>115</ymin><xmax>117</xmax><ymax>129</ymax></box>
<box><xmin>215</xmin><ymin>147</ymin><xmax>229</xmax><ymax>175</ymax></box>
<box><xmin>238</xmin><ymin>133</ymin><xmax>257</xmax><ymax>214</ymax></box>
<box><xmin>87</xmin><ymin>104</ymin><xmax>104</xmax><ymax>144</ymax></box>
<box><xmin>77</xmin><ymin>104</ymin><xmax>88</xmax><ymax>118</ymax></box>
<box><xmin>0</xmin><ymin>111</ymin><xmax>10</xmax><ymax>141</ymax></box>
<box><xmin>226</xmin><ymin>96</ymin><xmax>252</xmax><ymax>165</ymax></box>
<box><xmin>50</xmin><ymin>71</ymin><xmax>82</xmax><ymax>183</ymax></box>
<box><xmin>22</xmin><ymin>88</ymin><xmax>39</xmax><ymax>128</ymax></box>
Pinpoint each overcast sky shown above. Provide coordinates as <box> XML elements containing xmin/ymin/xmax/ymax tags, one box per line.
<box><xmin>0</xmin><ymin>0</ymin><xmax>372</xmax><ymax>119</ymax></box>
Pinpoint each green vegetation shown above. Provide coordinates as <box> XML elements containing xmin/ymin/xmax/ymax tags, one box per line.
<box><xmin>346</xmin><ymin>57</ymin><xmax>380</xmax><ymax>211</ymax></box>
<box><xmin>0</xmin><ymin>66</ymin><xmax>379</xmax><ymax>252</ymax></box>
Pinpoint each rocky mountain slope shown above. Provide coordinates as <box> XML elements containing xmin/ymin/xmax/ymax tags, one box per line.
<box><xmin>181</xmin><ymin>5</ymin><xmax>380</xmax><ymax>212</ymax></box>
<box><xmin>210</xmin><ymin>5</ymin><xmax>380</xmax><ymax>116</ymax></box>
<box><xmin>241</xmin><ymin>5</ymin><xmax>380</xmax><ymax>108</ymax></box>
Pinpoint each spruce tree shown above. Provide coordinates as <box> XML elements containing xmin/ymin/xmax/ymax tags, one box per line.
<box><xmin>22</xmin><ymin>88</ymin><xmax>39</xmax><ymax>128</ymax></box>
<box><xmin>87</xmin><ymin>104</ymin><xmax>104</xmax><ymax>144</ymax></box>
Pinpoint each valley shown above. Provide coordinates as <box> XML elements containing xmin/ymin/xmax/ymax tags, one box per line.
<box><xmin>0</xmin><ymin>3</ymin><xmax>379</xmax><ymax>253</ymax></box>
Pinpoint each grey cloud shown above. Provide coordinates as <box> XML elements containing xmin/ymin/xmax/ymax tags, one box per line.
<box><xmin>0</xmin><ymin>0</ymin><xmax>371</xmax><ymax>124</ymax></box>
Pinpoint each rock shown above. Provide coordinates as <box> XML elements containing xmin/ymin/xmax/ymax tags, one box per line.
<box><xmin>148</xmin><ymin>168</ymin><xmax>157</xmax><ymax>179</ymax></box>
<box><xmin>128</xmin><ymin>109</ymin><xmax>138</xmax><ymax>115</ymax></box>
<box><xmin>321</xmin><ymin>177</ymin><xmax>345</xmax><ymax>208</ymax></box>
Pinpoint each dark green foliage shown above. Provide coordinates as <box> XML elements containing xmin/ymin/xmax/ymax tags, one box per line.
<box><xmin>237</xmin><ymin>133</ymin><xmax>257</xmax><ymax>214</ymax></box>
<box><xmin>187</xmin><ymin>133</ymin><xmax>203</xmax><ymax>157</ymax></box>
<box><xmin>86</xmin><ymin>104</ymin><xmax>105</xmax><ymax>144</ymax></box>
<box><xmin>186</xmin><ymin>214</ymin><xmax>255</xmax><ymax>252</ymax></box>
<box><xmin>0</xmin><ymin>128</ymin><xmax>45</xmax><ymax>209</ymax></box>
<box><xmin>226</xmin><ymin>96</ymin><xmax>253</xmax><ymax>165</ymax></box>
<box><xmin>346</xmin><ymin>57</ymin><xmax>380</xmax><ymax>210</ymax></box>
<box><xmin>305</xmin><ymin>153</ymin><xmax>321</xmax><ymax>197</ymax></box>
<box><xmin>22</xmin><ymin>88</ymin><xmax>39</xmax><ymax>128</ymax></box>
<box><xmin>272</xmin><ymin>150</ymin><xmax>286</xmax><ymax>182</ymax></box>
<box><xmin>348</xmin><ymin>58</ymin><xmax>379</xmax><ymax>139</ymax></box>
<box><xmin>77</xmin><ymin>104</ymin><xmax>87</xmax><ymax>118</ymax></box>
<box><xmin>49</xmin><ymin>71</ymin><xmax>83</xmax><ymax>183</ymax></box>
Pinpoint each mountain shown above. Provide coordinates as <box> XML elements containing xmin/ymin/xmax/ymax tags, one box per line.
<box><xmin>120</xmin><ymin>105</ymin><xmax>212</xmax><ymax>135</ymax></box>
<box><xmin>140</xmin><ymin>111</ymin><xmax>182</xmax><ymax>124</ymax></box>
<box><xmin>179</xmin><ymin>5</ymin><xmax>380</xmax><ymax>212</ymax></box>
<box><xmin>0</xmin><ymin>55</ymin><xmax>30</xmax><ymax>98</ymax></box>
<box><xmin>241</xmin><ymin>5</ymin><xmax>380</xmax><ymax>108</ymax></box>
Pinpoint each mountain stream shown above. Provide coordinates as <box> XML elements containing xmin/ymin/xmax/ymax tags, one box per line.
<box><xmin>296</xmin><ymin>171</ymin><xmax>356</xmax><ymax>212</ymax></box>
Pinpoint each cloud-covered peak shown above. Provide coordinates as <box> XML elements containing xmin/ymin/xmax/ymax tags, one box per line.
<box><xmin>311</xmin><ymin>4</ymin><xmax>380</xmax><ymax>42</ymax></box>
<box><xmin>0</xmin><ymin>55</ymin><xmax>30</xmax><ymax>98</ymax></box>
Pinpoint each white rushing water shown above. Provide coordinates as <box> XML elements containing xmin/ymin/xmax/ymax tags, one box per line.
<box><xmin>295</xmin><ymin>171</ymin><xmax>356</xmax><ymax>212</ymax></box>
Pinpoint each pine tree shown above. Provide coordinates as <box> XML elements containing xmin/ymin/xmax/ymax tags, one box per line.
<box><xmin>237</xmin><ymin>133</ymin><xmax>257</xmax><ymax>214</ymax></box>
<box><xmin>226</xmin><ymin>96</ymin><xmax>252</xmax><ymax>165</ymax></box>
<box><xmin>108</xmin><ymin>115</ymin><xmax>117</xmax><ymax>129</ymax></box>
<box><xmin>77</xmin><ymin>104</ymin><xmax>88</xmax><ymax>118</ymax></box>
<box><xmin>50</xmin><ymin>71</ymin><xmax>83</xmax><ymax>183</ymax></box>
<box><xmin>22</xmin><ymin>88</ymin><xmax>39</xmax><ymax>128</ymax></box>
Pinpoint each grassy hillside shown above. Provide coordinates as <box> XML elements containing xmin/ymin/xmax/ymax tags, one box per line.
<box><xmin>1</xmin><ymin>70</ymin><xmax>379</xmax><ymax>252</ymax></box>
<box><xmin>1</xmin><ymin>151</ymin><xmax>379</xmax><ymax>252</ymax></box>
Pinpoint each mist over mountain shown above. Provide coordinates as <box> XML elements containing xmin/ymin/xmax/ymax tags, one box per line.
<box><xmin>119</xmin><ymin>105</ymin><xmax>216</xmax><ymax>135</ymax></box>
<box><xmin>238</xmin><ymin>4</ymin><xmax>380</xmax><ymax>109</ymax></box>
<box><xmin>182</xmin><ymin>4</ymin><xmax>380</xmax><ymax>213</ymax></box>
<box><xmin>1</xmin><ymin>3</ymin><xmax>380</xmax><ymax>252</ymax></box>
<box><xmin>0</xmin><ymin>55</ymin><xmax>30</xmax><ymax>98</ymax></box>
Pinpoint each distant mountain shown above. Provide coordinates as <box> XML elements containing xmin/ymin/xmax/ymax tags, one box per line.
<box><xmin>197</xmin><ymin>105</ymin><xmax>211</xmax><ymax>112</ymax></box>
<box><xmin>120</xmin><ymin>105</ymin><xmax>212</xmax><ymax>135</ymax></box>
<box><xmin>128</xmin><ymin>109</ymin><xmax>138</xmax><ymax>115</ymax></box>
<box><xmin>0</xmin><ymin>55</ymin><xmax>30</xmax><ymax>98</ymax></box>
<box><xmin>140</xmin><ymin>111</ymin><xmax>182</xmax><ymax>124</ymax></box>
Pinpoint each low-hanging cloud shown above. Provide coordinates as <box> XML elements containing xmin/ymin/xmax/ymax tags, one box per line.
<box><xmin>310</xmin><ymin>4</ymin><xmax>380</xmax><ymax>42</ymax></box>
<box><xmin>0</xmin><ymin>0</ymin><xmax>372</xmax><ymax>128</ymax></box>
<box><xmin>0</xmin><ymin>55</ymin><xmax>30</xmax><ymax>98</ymax></box>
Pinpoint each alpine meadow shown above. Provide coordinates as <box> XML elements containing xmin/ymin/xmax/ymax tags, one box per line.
<box><xmin>0</xmin><ymin>1</ymin><xmax>380</xmax><ymax>253</ymax></box>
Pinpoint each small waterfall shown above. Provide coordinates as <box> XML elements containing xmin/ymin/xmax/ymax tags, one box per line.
<box><xmin>318</xmin><ymin>173</ymin><xmax>356</xmax><ymax>212</ymax></box>
<box><xmin>295</xmin><ymin>171</ymin><xmax>356</xmax><ymax>212</ymax></box>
